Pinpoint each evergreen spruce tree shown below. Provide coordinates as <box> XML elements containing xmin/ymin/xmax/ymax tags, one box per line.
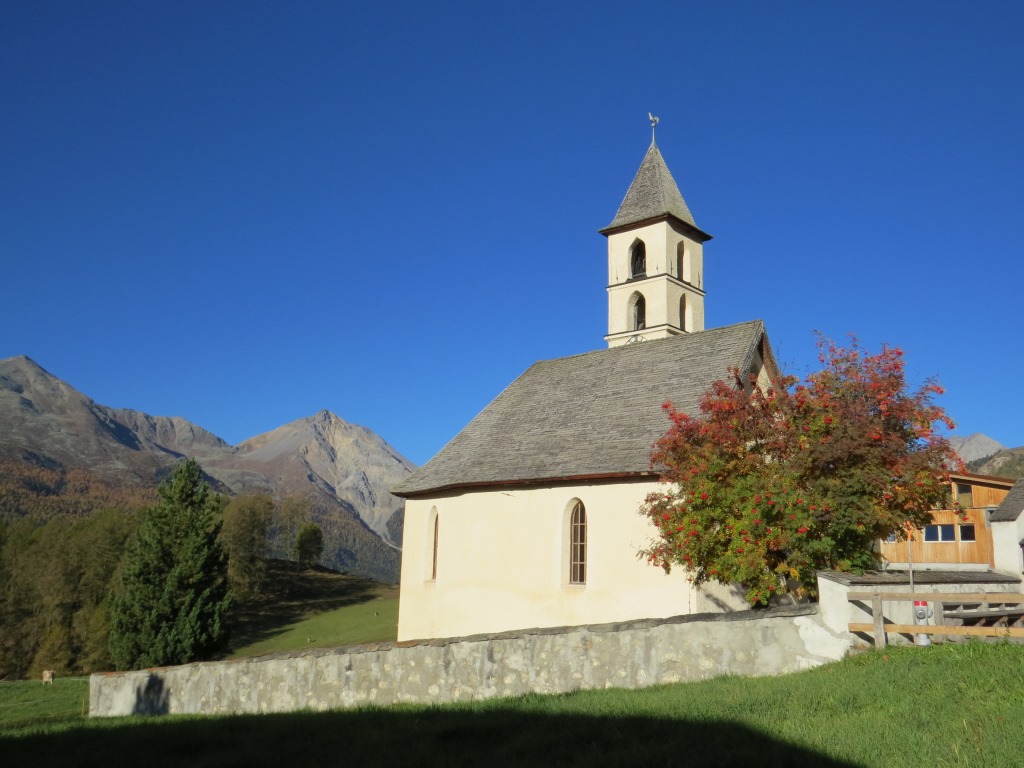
<box><xmin>109</xmin><ymin>459</ymin><xmax>230</xmax><ymax>670</ymax></box>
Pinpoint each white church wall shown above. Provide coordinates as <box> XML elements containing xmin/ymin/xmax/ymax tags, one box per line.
<box><xmin>992</xmin><ymin>518</ymin><xmax>1024</xmax><ymax>576</ymax></box>
<box><xmin>398</xmin><ymin>480</ymin><xmax>722</xmax><ymax>641</ymax></box>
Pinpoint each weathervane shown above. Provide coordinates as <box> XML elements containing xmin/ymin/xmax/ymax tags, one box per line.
<box><xmin>648</xmin><ymin>112</ymin><xmax>659</xmax><ymax>141</ymax></box>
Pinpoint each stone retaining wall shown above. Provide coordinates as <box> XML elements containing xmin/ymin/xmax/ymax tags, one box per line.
<box><xmin>90</xmin><ymin>605</ymin><xmax>852</xmax><ymax>717</ymax></box>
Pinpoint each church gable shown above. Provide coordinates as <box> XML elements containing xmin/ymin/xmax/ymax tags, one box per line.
<box><xmin>394</xmin><ymin>319</ymin><xmax>777</xmax><ymax>497</ymax></box>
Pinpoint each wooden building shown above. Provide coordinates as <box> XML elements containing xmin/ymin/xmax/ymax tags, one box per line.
<box><xmin>879</xmin><ymin>472</ymin><xmax>1016</xmax><ymax>570</ymax></box>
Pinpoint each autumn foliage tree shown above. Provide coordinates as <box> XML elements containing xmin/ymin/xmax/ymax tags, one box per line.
<box><xmin>640</xmin><ymin>337</ymin><xmax>962</xmax><ymax>606</ymax></box>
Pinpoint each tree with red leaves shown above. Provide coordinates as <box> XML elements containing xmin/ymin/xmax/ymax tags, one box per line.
<box><xmin>639</xmin><ymin>336</ymin><xmax>961</xmax><ymax>606</ymax></box>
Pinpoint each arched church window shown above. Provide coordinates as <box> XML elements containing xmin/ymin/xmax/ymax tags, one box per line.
<box><xmin>676</xmin><ymin>241</ymin><xmax>688</xmax><ymax>283</ymax></box>
<box><xmin>432</xmin><ymin>515</ymin><xmax>439</xmax><ymax>580</ymax></box>
<box><xmin>427</xmin><ymin>507</ymin><xmax>439</xmax><ymax>581</ymax></box>
<box><xmin>628</xmin><ymin>292</ymin><xmax>646</xmax><ymax>331</ymax></box>
<box><xmin>630</xmin><ymin>240</ymin><xmax>646</xmax><ymax>278</ymax></box>
<box><xmin>679</xmin><ymin>294</ymin><xmax>687</xmax><ymax>332</ymax></box>
<box><xmin>569</xmin><ymin>500</ymin><xmax>587</xmax><ymax>585</ymax></box>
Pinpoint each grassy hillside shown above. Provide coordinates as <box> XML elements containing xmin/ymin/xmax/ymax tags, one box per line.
<box><xmin>1</xmin><ymin>643</ymin><xmax>1022</xmax><ymax>766</ymax></box>
<box><xmin>225</xmin><ymin>560</ymin><xmax>398</xmax><ymax>657</ymax></box>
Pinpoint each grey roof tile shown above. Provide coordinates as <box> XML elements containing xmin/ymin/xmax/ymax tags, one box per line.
<box><xmin>991</xmin><ymin>479</ymin><xmax>1024</xmax><ymax>523</ymax></box>
<box><xmin>394</xmin><ymin>321</ymin><xmax>773</xmax><ymax>496</ymax></box>
<box><xmin>606</xmin><ymin>141</ymin><xmax>697</xmax><ymax>230</ymax></box>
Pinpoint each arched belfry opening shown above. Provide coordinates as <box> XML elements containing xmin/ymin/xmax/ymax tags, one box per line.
<box><xmin>630</xmin><ymin>240</ymin><xmax>646</xmax><ymax>278</ymax></box>
<box><xmin>628</xmin><ymin>292</ymin><xmax>646</xmax><ymax>332</ymax></box>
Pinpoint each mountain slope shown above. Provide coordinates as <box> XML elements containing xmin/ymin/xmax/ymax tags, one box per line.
<box><xmin>948</xmin><ymin>433</ymin><xmax>1005</xmax><ymax>464</ymax></box>
<box><xmin>0</xmin><ymin>355</ymin><xmax>413</xmax><ymax>580</ymax></box>
<box><xmin>967</xmin><ymin>447</ymin><xmax>1024</xmax><ymax>480</ymax></box>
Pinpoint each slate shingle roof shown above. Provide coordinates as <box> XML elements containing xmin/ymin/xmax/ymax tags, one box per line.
<box><xmin>991</xmin><ymin>479</ymin><xmax>1024</xmax><ymax>523</ymax></box>
<box><xmin>394</xmin><ymin>320</ymin><xmax>774</xmax><ymax>497</ymax></box>
<box><xmin>604</xmin><ymin>141</ymin><xmax>701</xmax><ymax>232</ymax></box>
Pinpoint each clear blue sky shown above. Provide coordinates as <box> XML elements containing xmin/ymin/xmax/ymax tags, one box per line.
<box><xmin>3</xmin><ymin>2</ymin><xmax>1022</xmax><ymax>466</ymax></box>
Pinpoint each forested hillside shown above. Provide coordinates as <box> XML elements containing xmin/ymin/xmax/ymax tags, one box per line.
<box><xmin>967</xmin><ymin>447</ymin><xmax>1024</xmax><ymax>480</ymax></box>
<box><xmin>0</xmin><ymin>457</ymin><xmax>388</xmax><ymax>680</ymax></box>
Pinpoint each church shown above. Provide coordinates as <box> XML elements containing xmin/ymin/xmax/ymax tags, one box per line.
<box><xmin>393</xmin><ymin>133</ymin><xmax>779</xmax><ymax>641</ymax></box>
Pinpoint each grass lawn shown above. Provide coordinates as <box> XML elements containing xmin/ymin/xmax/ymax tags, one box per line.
<box><xmin>0</xmin><ymin>676</ymin><xmax>90</xmax><ymax>736</ymax></box>
<box><xmin>2</xmin><ymin>642</ymin><xmax>1023</xmax><ymax>767</ymax></box>
<box><xmin>224</xmin><ymin>560</ymin><xmax>399</xmax><ymax>658</ymax></box>
<box><xmin>228</xmin><ymin>594</ymin><xmax>399</xmax><ymax>657</ymax></box>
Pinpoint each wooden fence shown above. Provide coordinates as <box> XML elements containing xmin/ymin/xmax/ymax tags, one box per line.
<box><xmin>847</xmin><ymin>591</ymin><xmax>1024</xmax><ymax>649</ymax></box>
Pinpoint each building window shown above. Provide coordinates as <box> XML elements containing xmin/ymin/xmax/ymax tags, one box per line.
<box><xmin>956</xmin><ymin>483</ymin><xmax>973</xmax><ymax>507</ymax></box>
<box><xmin>924</xmin><ymin>524</ymin><xmax>956</xmax><ymax>542</ymax></box>
<box><xmin>431</xmin><ymin>515</ymin><xmax>439</xmax><ymax>579</ymax></box>
<box><xmin>679</xmin><ymin>294</ymin><xmax>687</xmax><ymax>332</ymax></box>
<box><xmin>570</xmin><ymin>500</ymin><xmax>587</xmax><ymax>585</ymax></box>
<box><xmin>427</xmin><ymin>507</ymin><xmax>439</xmax><ymax>581</ymax></box>
<box><xmin>630</xmin><ymin>240</ymin><xmax>646</xmax><ymax>278</ymax></box>
<box><xmin>676</xmin><ymin>241</ymin><xmax>687</xmax><ymax>282</ymax></box>
<box><xmin>628</xmin><ymin>292</ymin><xmax>646</xmax><ymax>331</ymax></box>
<box><xmin>959</xmin><ymin>524</ymin><xmax>976</xmax><ymax>542</ymax></box>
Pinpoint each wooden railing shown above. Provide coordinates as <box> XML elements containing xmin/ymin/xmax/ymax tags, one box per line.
<box><xmin>847</xmin><ymin>591</ymin><xmax>1024</xmax><ymax>649</ymax></box>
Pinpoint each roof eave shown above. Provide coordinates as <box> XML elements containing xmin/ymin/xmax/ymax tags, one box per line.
<box><xmin>599</xmin><ymin>213</ymin><xmax>713</xmax><ymax>242</ymax></box>
<box><xmin>392</xmin><ymin>470</ymin><xmax>663</xmax><ymax>499</ymax></box>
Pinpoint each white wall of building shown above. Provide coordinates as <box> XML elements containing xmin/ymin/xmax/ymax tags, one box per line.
<box><xmin>992</xmin><ymin>517</ymin><xmax>1024</xmax><ymax>576</ymax></box>
<box><xmin>398</xmin><ymin>480</ymin><xmax>745</xmax><ymax>641</ymax></box>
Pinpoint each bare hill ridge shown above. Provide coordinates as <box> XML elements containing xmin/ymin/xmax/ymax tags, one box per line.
<box><xmin>0</xmin><ymin>355</ymin><xmax>413</xmax><ymax>581</ymax></box>
<box><xmin>947</xmin><ymin>433</ymin><xmax>1006</xmax><ymax>464</ymax></box>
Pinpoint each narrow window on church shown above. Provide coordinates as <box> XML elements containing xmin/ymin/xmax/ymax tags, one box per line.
<box><xmin>630</xmin><ymin>240</ymin><xmax>646</xmax><ymax>278</ymax></box>
<box><xmin>679</xmin><ymin>294</ymin><xmax>687</xmax><ymax>332</ymax></box>
<box><xmin>570</xmin><ymin>500</ymin><xmax>587</xmax><ymax>585</ymax></box>
<box><xmin>431</xmin><ymin>515</ymin><xmax>439</xmax><ymax>580</ymax></box>
<box><xmin>630</xmin><ymin>293</ymin><xmax>646</xmax><ymax>331</ymax></box>
<box><xmin>676</xmin><ymin>241</ymin><xmax>687</xmax><ymax>283</ymax></box>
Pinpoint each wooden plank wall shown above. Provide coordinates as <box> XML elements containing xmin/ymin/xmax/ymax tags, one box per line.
<box><xmin>878</xmin><ymin>478</ymin><xmax>1011</xmax><ymax>567</ymax></box>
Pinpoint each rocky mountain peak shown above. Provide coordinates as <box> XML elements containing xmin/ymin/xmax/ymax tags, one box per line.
<box><xmin>0</xmin><ymin>354</ymin><xmax>413</xmax><ymax>580</ymax></box>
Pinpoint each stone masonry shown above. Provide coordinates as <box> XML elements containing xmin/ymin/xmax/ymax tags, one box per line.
<box><xmin>90</xmin><ymin>605</ymin><xmax>852</xmax><ymax>717</ymax></box>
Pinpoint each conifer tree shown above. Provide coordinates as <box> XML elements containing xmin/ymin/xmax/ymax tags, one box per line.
<box><xmin>109</xmin><ymin>459</ymin><xmax>230</xmax><ymax>670</ymax></box>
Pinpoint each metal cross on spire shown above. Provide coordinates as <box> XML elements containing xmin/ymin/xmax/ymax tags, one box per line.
<box><xmin>648</xmin><ymin>112</ymin><xmax>660</xmax><ymax>142</ymax></box>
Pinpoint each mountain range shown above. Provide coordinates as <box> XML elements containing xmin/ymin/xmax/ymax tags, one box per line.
<box><xmin>0</xmin><ymin>355</ymin><xmax>414</xmax><ymax>582</ymax></box>
<box><xmin>948</xmin><ymin>433</ymin><xmax>1006</xmax><ymax>464</ymax></box>
<box><xmin>947</xmin><ymin>433</ymin><xmax>1024</xmax><ymax>480</ymax></box>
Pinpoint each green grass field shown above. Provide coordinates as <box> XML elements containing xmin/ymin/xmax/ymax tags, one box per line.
<box><xmin>224</xmin><ymin>561</ymin><xmax>399</xmax><ymax>658</ymax></box>
<box><xmin>2</xmin><ymin>642</ymin><xmax>1022</xmax><ymax>767</ymax></box>
<box><xmin>228</xmin><ymin>594</ymin><xmax>398</xmax><ymax>657</ymax></box>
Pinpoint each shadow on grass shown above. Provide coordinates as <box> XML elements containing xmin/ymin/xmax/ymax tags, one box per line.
<box><xmin>225</xmin><ymin>560</ymin><xmax>392</xmax><ymax>652</ymax></box>
<box><xmin>0</xmin><ymin>706</ymin><xmax>862</xmax><ymax>768</ymax></box>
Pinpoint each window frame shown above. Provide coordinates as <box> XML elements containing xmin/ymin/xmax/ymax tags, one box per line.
<box><xmin>569</xmin><ymin>500</ymin><xmax>587</xmax><ymax>586</ymax></box>
<box><xmin>923</xmin><ymin>524</ymin><xmax>956</xmax><ymax>543</ymax></box>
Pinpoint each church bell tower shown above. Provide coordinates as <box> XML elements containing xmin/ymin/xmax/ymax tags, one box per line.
<box><xmin>600</xmin><ymin>123</ymin><xmax>712</xmax><ymax>348</ymax></box>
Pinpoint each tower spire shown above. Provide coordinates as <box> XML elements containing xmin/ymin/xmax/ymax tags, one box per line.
<box><xmin>601</xmin><ymin>133</ymin><xmax>712</xmax><ymax>347</ymax></box>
